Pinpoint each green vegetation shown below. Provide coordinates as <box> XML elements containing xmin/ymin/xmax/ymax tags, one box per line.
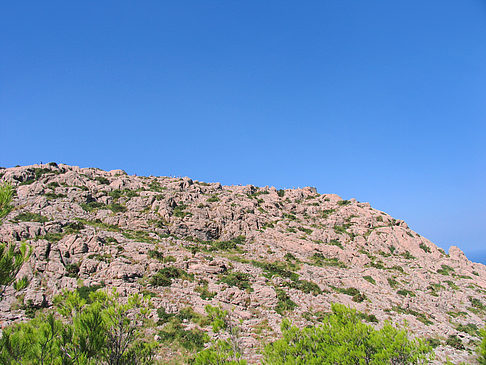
<box><xmin>19</xmin><ymin>168</ymin><xmax>60</xmax><ymax>185</ymax></box>
<box><xmin>95</xmin><ymin>176</ymin><xmax>110</xmax><ymax>184</ymax></box>
<box><xmin>456</xmin><ymin>322</ymin><xmax>479</xmax><ymax>336</ymax></box>
<box><xmin>446</xmin><ymin>334</ymin><xmax>464</xmax><ymax>350</ymax></box>
<box><xmin>0</xmin><ymin>182</ymin><xmax>14</xmax><ymax>221</ymax></box>
<box><xmin>108</xmin><ymin>189</ymin><xmax>140</xmax><ymax>199</ymax></box>
<box><xmin>107</xmin><ymin>202</ymin><xmax>127</xmax><ymax>213</ymax></box>
<box><xmin>188</xmin><ymin>235</ymin><xmax>246</xmax><ymax>253</ymax></box>
<box><xmin>283</xmin><ymin>279</ymin><xmax>322</xmax><ymax>296</ymax></box>
<box><xmin>158</xmin><ymin>307</ymin><xmax>209</xmax><ymax>352</ymax></box>
<box><xmin>401</xmin><ymin>251</ymin><xmax>416</xmax><ymax>260</ymax></box>
<box><xmin>147</xmin><ymin>249</ymin><xmax>176</xmax><ymax>263</ymax></box>
<box><xmin>328</xmin><ymin>239</ymin><xmax>343</xmax><ymax>249</ymax></box>
<box><xmin>150</xmin><ymin>266</ymin><xmax>194</xmax><ymax>287</ymax></box>
<box><xmin>363</xmin><ymin>275</ymin><xmax>376</xmax><ymax>284</ymax></box>
<box><xmin>148</xmin><ymin>180</ymin><xmax>166</xmax><ymax>192</ymax></box>
<box><xmin>298</xmin><ymin>226</ymin><xmax>313</xmax><ymax>235</ymax></box>
<box><xmin>207</xmin><ymin>195</ymin><xmax>220</xmax><ymax>202</ymax></box>
<box><xmin>478</xmin><ymin>329</ymin><xmax>486</xmax><ymax>364</ymax></box>
<box><xmin>122</xmin><ymin>229</ymin><xmax>158</xmax><ymax>244</ymax></box>
<box><xmin>263</xmin><ymin>303</ymin><xmax>433</xmax><ymax>364</ymax></box>
<box><xmin>252</xmin><ymin>260</ymin><xmax>299</xmax><ymax>281</ymax></box>
<box><xmin>11</xmin><ymin>212</ymin><xmax>49</xmax><ymax>223</ymax></box>
<box><xmin>219</xmin><ymin>271</ymin><xmax>253</xmax><ymax>291</ymax></box>
<box><xmin>0</xmin><ymin>242</ymin><xmax>32</xmax><ymax>300</ymax></box>
<box><xmin>387</xmin><ymin>277</ymin><xmax>399</xmax><ymax>288</ymax></box>
<box><xmin>275</xmin><ymin>288</ymin><xmax>297</xmax><ymax>315</ymax></box>
<box><xmin>80</xmin><ymin>201</ymin><xmax>105</xmax><ymax>212</ymax></box>
<box><xmin>397</xmin><ymin>289</ymin><xmax>415</xmax><ymax>297</ymax></box>
<box><xmin>194</xmin><ymin>305</ymin><xmax>246</xmax><ymax>364</ymax></box>
<box><xmin>437</xmin><ymin>264</ymin><xmax>455</xmax><ymax>276</ymax></box>
<box><xmin>337</xmin><ymin>200</ymin><xmax>351</xmax><ymax>206</ymax></box>
<box><xmin>419</xmin><ymin>243</ymin><xmax>431</xmax><ymax>253</ymax></box>
<box><xmin>173</xmin><ymin>203</ymin><xmax>192</xmax><ymax>218</ymax></box>
<box><xmin>195</xmin><ymin>284</ymin><xmax>217</xmax><ymax>300</ymax></box>
<box><xmin>391</xmin><ymin>306</ymin><xmax>433</xmax><ymax>326</ymax></box>
<box><xmin>320</xmin><ymin>209</ymin><xmax>336</xmax><ymax>218</ymax></box>
<box><xmin>277</xmin><ymin>189</ymin><xmax>285</xmax><ymax>197</ymax></box>
<box><xmin>310</xmin><ymin>253</ymin><xmax>347</xmax><ymax>268</ymax></box>
<box><xmin>0</xmin><ymin>290</ymin><xmax>155</xmax><ymax>364</ymax></box>
<box><xmin>44</xmin><ymin>192</ymin><xmax>66</xmax><ymax>200</ymax></box>
<box><xmin>331</xmin><ymin>286</ymin><xmax>367</xmax><ymax>302</ymax></box>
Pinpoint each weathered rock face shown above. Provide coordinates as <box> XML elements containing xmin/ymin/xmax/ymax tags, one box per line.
<box><xmin>1</xmin><ymin>163</ymin><xmax>485</xmax><ymax>363</ymax></box>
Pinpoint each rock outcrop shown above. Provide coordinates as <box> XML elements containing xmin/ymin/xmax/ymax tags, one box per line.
<box><xmin>0</xmin><ymin>163</ymin><xmax>485</xmax><ymax>363</ymax></box>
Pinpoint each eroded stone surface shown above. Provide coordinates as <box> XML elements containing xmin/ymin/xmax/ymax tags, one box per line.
<box><xmin>0</xmin><ymin>164</ymin><xmax>485</xmax><ymax>364</ymax></box>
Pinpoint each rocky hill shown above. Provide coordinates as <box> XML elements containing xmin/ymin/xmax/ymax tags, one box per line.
<box><xmin>0</xmin><ymin>163</ymin><xmax>485</xmax><ymax>363</ymax></box>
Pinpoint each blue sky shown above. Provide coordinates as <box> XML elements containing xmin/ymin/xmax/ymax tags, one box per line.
<box><xmin>1</xmin><ymin>1</ymin><xmax>485</xmax><ymax>259</ymax></box>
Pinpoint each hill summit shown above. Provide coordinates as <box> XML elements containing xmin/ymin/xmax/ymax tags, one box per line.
<box><xmin>0</xmin><ymin>163</ymin><xmax>485</xmax><ymax>363</ymax></box>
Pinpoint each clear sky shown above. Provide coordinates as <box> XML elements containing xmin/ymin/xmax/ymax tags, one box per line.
<box><xmin>1</xmin><ymin>1</ymin><xmax>485</xmax><ymax>259</ymax></box>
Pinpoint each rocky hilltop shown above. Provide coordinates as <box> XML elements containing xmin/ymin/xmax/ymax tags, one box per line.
<box><xmin>0</xmin><ymin>164</ymin><xmax>485</xmax><ymax>363</ymax></box>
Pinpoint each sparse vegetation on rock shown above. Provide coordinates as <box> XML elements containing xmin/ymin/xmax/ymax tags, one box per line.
<box><xmin>0</xmin><ymin>164</ymin><xmax>484</xmax><ymax>363</ymax></box>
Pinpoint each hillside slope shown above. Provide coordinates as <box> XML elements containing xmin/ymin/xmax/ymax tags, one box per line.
<box><xmin>0</xmin><ymin>164</ymin><xmax>485</xmax><ymax>363</ymax></box>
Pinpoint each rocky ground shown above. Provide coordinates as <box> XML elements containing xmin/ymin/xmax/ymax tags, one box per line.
<box><xmin>0</xmin><ymin>163</ymin><xmax>485</xmax><ymax>363</ymax></box>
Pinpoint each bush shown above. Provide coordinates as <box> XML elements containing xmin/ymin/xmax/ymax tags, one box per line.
<box><xmin>219</xmin><ymin>272</ymin><xmax>253</xmax><ymax>291</ymax></box>
<box><xmin>12</xmin><ymin>212</ymin><xmax>49</xmax><ymax>223</ymax></box>
<box><xmin>0</xmin><ymin>290</ymin><xmax>156</xmax><ymax>364</ymax></box>
<box><xmin>107</xmin><ymin>203</ymin><xmax>127</xmax><ymax>213</ymax></box>
<box><xmin>337</xmin><ymin>200</ymin><xmax>351</xmax><ymax>206</ymax></box>
<box><xmin>0</xmin><ymin>242</ymin><xmax>32</xmax><ymax>300</ymax></box>
<box><xmin>150</xmin><ymin>266</ymin><xmax>193</xmax><ymax>287</ymax></box>
<box><xmin>478</xmin><ymin>329</ymin><xmax>486</xmax><ymax>364</ymax></box>
<box><xmin>0</xmin><ymin>182</ymin><xmax>14</xmax><ymax>220</ymax></box>
<box><xmin>263</xmin><ymin>303</ymin><xmax>433</xmax><ymax>364</ymax></box>
<box><xmin>275</xmin><ymin>288</ymin><xmax>297</xmax><ymax>315</ymax></box>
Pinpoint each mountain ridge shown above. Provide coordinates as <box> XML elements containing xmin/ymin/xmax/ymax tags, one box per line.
<box><xmin>0</xmin><ymin>163</ymin><xmax>485</xmax><ymax>363</ymax></box>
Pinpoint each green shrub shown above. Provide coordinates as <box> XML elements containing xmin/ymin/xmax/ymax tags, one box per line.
<box><xmin>275</xmin><ymin>288</ymin><xmax>297</xmax><ymax>315</ymax></box>
<box><xmin>107</xmin><ymin>203</ymin><xmax>127</xmax><ymax>213</ymax></box>
<box><xmin>65</xmin><ymin>263</ymin><xmax>80</xmax><ymax>278</ymax></box>
<box><xmin>75</xmin><ymin>284</ymin><xmax>104</xmax><ymax>302</ymax></box>
<box><xmin>159</xmin><ymin>321</ymin><xmax>208</xmax><ymax>351</ymax></box>
<box><xmin>419</xmin><ymin>243</ymin><xmax>431</xmax><ymax>253</ymax></box>
<box><xmin>337</xmin><ymin>200</ymin><xmax>351</xmax><ymax>206</ymax></box>
<box><xmin>310</xmin><ymin>253</ymin><xmax>347</xmax><ymax>268</ymax></box>
<box><xmin>263</xmin><ymin>303</ymin><xmax>433</xmax><ymax>364</ymax></box>
<box><xmin>397</xmin><ymin>289</ymin><xmax>416</xmax><ymax>297</ymax></box>
<box><xmin>13</xmin><ymin>276</ymin><xmax>29</xmax><ymax>291</ymax></box>
<box><xmin>321</xmin><ymin>209</ymin><xmax>336</xmax><ymax>218</ymax></box>
<box><xmin>437</xmin><ymin>264</ymin><xmax>454</xmax><ymax>276</ymax></box>
<box><xmin>150</xmin><ymin>266</ymin><xmax>193</xmax><ymax>287</ymax></box>
<box><xmin>391</xmin><ymin>306</ymin><xmax>433</xmax><ymax>326</ymax></box>
<box><xmin>277</xmin><ymin>189</ymin><xmax>285</xmax><ymax>197</ymax></box>
<box><xmin>298</xmin><ymin>226</ymin><xmax>313</xmax><ymax>235</ymax></box>
<box><xmin>12</xmin><ymin>212</ymin><xmax>49</xmax><ymax>223</ymax></box>
<box><xmin>446</xmin><ymin>334</ymin><xmax>464</xmax><ymax>350</ymax></box>
<box><xmin>284</xmin><ymin>279</ymin><xmax>322</xmax><ymax>296</ymax></box>
<box><xmin>0</xmin><ymin>182</ymin><xmax>14</xmax><ymax>220</ymax></box>
<box><xmin>478</xmin><ymin>329</ymin><xmax>486</xmax><ymax>364</ymax></box>
<box><xmin>195</xmin><ymin>285</ymin><xmax>217</xmax><ymax>300</ymax></box>
<box><xmin>363</xmin><ymin>275</ymin><xmax>376</xmax><ymax>285</ymax></box>
<box><xmin>328</xmin><ymin>239</ymin><xmax>343</xmax><ymax>249</ymax></box>
<box><xmin>252</xmin><ymin>260</ymin><xmax>299</xmax><ymax>281</ymax></box>
<box><xmin>387</xmin><ymin>277</ymin><xmax>399</xmax><ymax>288</ymax></box>
<box><xmin>95</xmin><ymin>176</ymin><xmax>110</xmax><ymax>185</ymax></box>
<box><xmin>80</xmin><ymin>201</ymin><xmax>105</xmax><ymax>212</ymax></box>
<box><xmin>219</xmin><ymin>272</ymin><xmax>252</xmax><ymax>291</ymax></box>
<box><xmin>0</xmin><ymin>290</ymin><xmax>155</xmax><ymax>364</ymax></box>
<box><xmin>148</xmin><ymin>249</ymin><xmax>164</xmax><ymax>261</ymax></box>
<box><xmin>0</xmin><ymin>242</ymin><xmax>32</xmax><ymax>300</ymax></box>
